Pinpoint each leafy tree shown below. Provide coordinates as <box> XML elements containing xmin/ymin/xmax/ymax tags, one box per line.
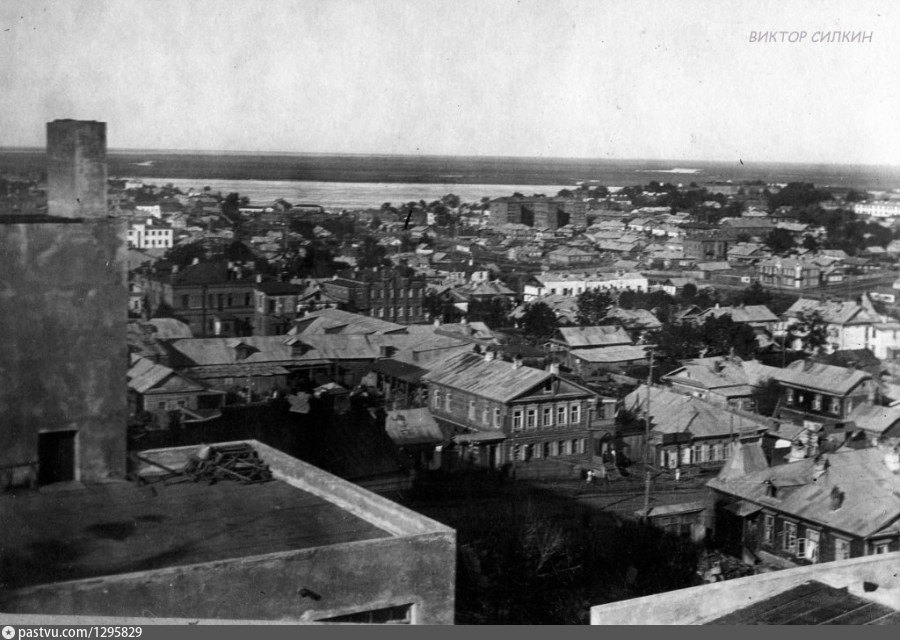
<box><xmin>764</xmin><ymin>227</ymin><xmax>795</xmax><ymax>254</ymax></box>
<box><xmin>520</xmin><ymin>302</ymin><xmax>559</xmax><ymax>345</ymax></box>
<box><xmin>679</xmin><ymin>282</ymin><xmax>698</xmax><ymax>301</ymax></box>
<box><xmin>700</xmin><ymin>314</ymin><xmax>759</xmax><ymax>359</ymax></box>
<box><xmin>789</xmin><ymin>310</ymin><xmax>829</xmax><ymax>353</ymax></box>
<box><xmin>576</xmin><ymin>289</ymin><xmax>614</xmax><ymax>325</ymax></box>
<box><xmin>844</xmin><ymin>189</ymin><xmax>868</xmax><ymax>203</ymax></box>
<box><xmin>468</xmin><ymin>297</ymin><xmax>513</xmax><ymax>329</ymax></box>
<box><xmin>356</xmin><ymin>236</ymin><xmax>389</xmax><ymax>269</ymax></box>
<box><xmin>766</xmin><ymin>182</ymin><xmax>832</xmax><ymax>210</ymax></box>
<box><xmin>801</xmin><ymin>234</ymin><xmax>820</xmax><ymax>252</ymax></box>
<box><xmin>163</xmin><ymin>241</ymin><xmax>207</xmax><ymax>268</ymax></box>
<box><xmin>733</xmin><ymin>282</ymin><xmax>772</xmax><ymax>306</ymax></box>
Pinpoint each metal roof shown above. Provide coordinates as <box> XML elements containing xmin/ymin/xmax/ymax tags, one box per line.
<box><xmin>773</xmin><ymin>360</ymin><xmax>872</xmax><ymax>396</ymax></box>
<box><xmin>384</xmin><ymin>409</ymin><xmax>445</xmax><ymax>447</ymax></box>
<box><xmin>708</xmin><ymin>447</ymin><xmax>900</xmax><ymax>538</ymax></box>
<box><xmin>423</xmin><ymin>352</ymin><xmax>551</xmax><ymax>404</ymax></box>
<box><xmin>557</xmin><ymin>326</ymin><xmax>633</xmax><ymax>348</ymax></box>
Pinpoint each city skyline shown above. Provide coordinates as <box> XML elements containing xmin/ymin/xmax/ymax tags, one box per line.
<box><xmin>1</xmin><ymin>1</ymin><xmax>898</xmax><ymax>165</ymax></box>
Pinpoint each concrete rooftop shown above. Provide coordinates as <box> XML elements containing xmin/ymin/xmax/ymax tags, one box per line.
<box><xmin>0</xmin><ymin>477</ymin><xmax>390</xmax><ymax>590</ymax></box>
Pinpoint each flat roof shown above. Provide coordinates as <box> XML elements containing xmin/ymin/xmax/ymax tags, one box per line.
<box><xmin>0</xmin><ymin>477</ymin><xmax>390</xmax><ymax>590</ymax></box>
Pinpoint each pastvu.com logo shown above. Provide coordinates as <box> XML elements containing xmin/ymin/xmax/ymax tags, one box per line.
<box><xmin>2</xmin><ymin>625</ymin><xmax>15</xmax><ymax>639</ymax></box>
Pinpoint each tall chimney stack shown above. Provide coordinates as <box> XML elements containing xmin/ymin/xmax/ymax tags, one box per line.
<box><xmin>47</xmin><ymin>120</ymin><xmax>108</xmax><ymax>218</ymax></box>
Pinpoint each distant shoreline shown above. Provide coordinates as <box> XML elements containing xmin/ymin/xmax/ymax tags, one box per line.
<box><xmin>1</xmin><ymin>149</ymin><xmax>898</xmax><ymax>190</ymax></box>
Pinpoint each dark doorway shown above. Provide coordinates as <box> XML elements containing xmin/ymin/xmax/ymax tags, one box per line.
<box><xmin>38</xmin><ymin>430</ymin><xmax>77</xmax><ymax>485</ymax></box>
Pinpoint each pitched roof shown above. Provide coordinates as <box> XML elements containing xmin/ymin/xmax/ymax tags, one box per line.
<box><xmin>698</xmin><ymin>305</ymin><xmax>779</xmax><ymax>324</ymax></box>
<box><xmin>604</xmin><ymin>307</ymin><xmax>663</xmax><ymax>330</ymax></box>
<box><xmin>556</xmin><ymin>326</ymin><xmax>633</xmax><ymax>347</ymax></box>
<box><xmin>847</xmin><ymin>404</ymin><xmax>900</xmax><ymax>436</ymax></box>
<box><xmin>707</xmin><ymin>447</ymin><xmax>900</xmax><ymax>538</ymax></box>
<box><xmin>783</xmin><ymin>298</ymin><xmax>876</xmax><ymax>326</ymax></box>
<box><xmin>663</xmin><ymin>357</ymin><xmax>781</xmax><ymax>392</ymax></box>
<box><xmin>423</xmin><ymin>352</ymin><xmax>551</xmax><ymax>403</ymax></box>
<box><xmin>289</xmin><ymin>308</ymin><xmax>407</xmax><ymax>335</ymax></box>
<box><xmin>716</xmin><ymin>441</ymin><xmax>770</xmax><ymax>482</ymax></box>
<box><xmin>773</xmin><ymin>360</ymin><xmax>872</xmax><ymax>395</ymax></box>
<box><xmin>569</xmin><ymin>345</ymin><xmax>649</xmax><ymax>363</ymax></box>
<box><xmin>622</xmin><ymin>385</ymin><xmax>772</xmax><ymax>440</ymax></box>
<box><xmin>127</xmin><ymin>356</ymin><xmax>205</xmax><ymax>395</ymax></box>
<box><xmin>384</xmin><ymin>409</ymin><xmax>445</xmax><ymax>447</ymax></box>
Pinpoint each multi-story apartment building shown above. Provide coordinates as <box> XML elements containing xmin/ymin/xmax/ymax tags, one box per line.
<box><xmin>853</xmin><ymin>201</ymin><xmax>900</xmax><ymax>219</ymax></box>
<box><xmin>141</xmin><ymin>261</ymin><xmax>257</xmax><ymax>337</ymax></box>
<box><xmin>683</xmin><ymin>230</ymin><xmax>728</xmax><ymax>261</ymax></box>
<box><xmin>322</xmin><ymin>269</ymin><xmax>427</xmax><ymax>324</ymax></box>
<box><xmin>489</xmin><ymin>196</ymin><xmax>586</xmax><ymax>229</ymax></box>
<box><xmin>757</xmin><ymin>257</ymin><xmax>821</xmax><ymax>290</ymax></box>
<box><xmin>782</xmin><ymin>298</ymin><xmax>880</xmax><ymax>352</ymax></box>
<box><xmin>423</xmin><ymin>351</ymin><xmax>616</xmax><ymax>467</ymax></box>
<box><xmin>253</xmin><ymin>281</ymin><xmax>306</xmax><ymax>336</ymax></box>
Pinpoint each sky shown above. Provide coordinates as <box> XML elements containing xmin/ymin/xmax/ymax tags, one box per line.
<box><xmin>1</xmin><ymin>0</ymin><xmax>899</xmax><ymax>165</ymax></box>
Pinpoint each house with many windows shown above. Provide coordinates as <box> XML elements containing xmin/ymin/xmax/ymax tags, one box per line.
<box><xmin>618</xmin><ymin>385</ymin><xmax>771</xmax><ymax>470</ymax></box>
<box><xmin>772</xmin><ymin>360</ymin><xmax>877</xmax><ymax>427</ymax></box>
<box><xmin>422</xmin><ymin>351</ymin><xmax>615</xmax><ymax>468</ymax></box>
<box><xmin>782</xmin><ymin>297</ymin><xmax>881</xmax><ymax>353</ymax></box>
<box><xmin>709</xmin><ymin>445</ymin><xmax>900</xmax><ymax>567</ymax></box>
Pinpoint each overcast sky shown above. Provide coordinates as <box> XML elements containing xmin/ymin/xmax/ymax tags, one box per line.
<box><xmin>1</xmin><ymin>0</ymin><xmax>898</xmax><ymax>165</ymax></box>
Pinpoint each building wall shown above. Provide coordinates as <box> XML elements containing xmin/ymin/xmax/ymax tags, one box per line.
<box><xmin>46</xmin><ymin>120</ymin><xmax>107</xmax><ymax>218</ymax></box>
<box><xmin>0</xmin><ymin>442</ymin><xmax>456</xmax><ymax>624</ymax></box>
<box><xmin>0</xmin><ymin>219</ymin><xmax>128</xmax><ymax>483</ymax></box>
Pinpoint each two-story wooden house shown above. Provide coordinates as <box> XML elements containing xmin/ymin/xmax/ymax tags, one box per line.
<box><xmin>709</xmin><ymin>445</ymin><xmax>900</xmax><ymax>567</ymax></box>
<box><xmin>422</xmin><ymin>351</ymin><xmax>616</xmax><ymax>468</ymax></box>
<box><xmin>773</xmin><ymin>360</ymin><xmax>877</xmax><ymax>427</ymax></box>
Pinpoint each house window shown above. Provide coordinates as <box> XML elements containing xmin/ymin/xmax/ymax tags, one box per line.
<box><xmin>549</xmin><ymin>441</ymin><xmax>559</xmax><ymax>456</ymax></box>
<box><xmin>557</xmin><ymin>405</ymin><xmax>567</xmax><ymax>425</ymax></box>
<box><xmin>244</xmin><ymin>293</ymin><xmax>251</xmax><ymax>306</ymax></box>
<box><xmin>534</xmin><ymin>444</ymin><xmax>542</xmax><ymax>459</ymax></box>
<box><xmin>829</xmin><ymin>398</ymin><xmax>841</xmax><ymax>415</ymax></box>
<box><xmin>571</xmin><ymin>439</ymin><xmax>579</xmax><ymax>455</ymax></box>
<box><xmin>482</xmin><ymin>407</ymin><xmax>490</xmax><ymax>426</ymax></box>
<box><xmin>812</xmin><ymin>394</ymin><xmax>822</xmax><ymax>411</ymax></box>
<box><xmin>444</xmin><ymin>392</ymin><xmax>452</xmax><ymax>412</ymax></box>
<box><xmin>157</xmin><ymin>401</ymin><xmax>166</xmax><ymax>410</ymax></box>
<box><xmin>468</xmin><ymin>400</ymin><xmax>476</xmax><ymax>420</ymax></box>
<box><xmin>805</xmin><ymin>529</ymin><xmax>820</xmax><ymax>563</ymax></box>
<box><xmin>560</xmin><ymin>440</ymin><xmax>570</xmax><ymax>455</ymax></box>
<box><xmin>493</xmin><ymin>408</ymin><xmax>501</xmax><ymax>428</ymax></box>
<box><xmin>570</xmin><ymin>404</ymin><xmax>581</xmax><ymax>425</ymax></box>
<box><xmin>782</xmin><ymin>521</ymin><xmax>797</xmax><ymax>554</ymax></box>
<box><xmin>763</xmin><ymin>514</ymin><xmax>774</xmax><ymax>545</ymax></box>
<box><xmin>181</xmin><ymin>294</ymin><xmax>190</xmax><ymax>308</ymax></box>
<box><xmin>692</xmin><ymin>444</ymin><xmax>702</xmax><ymax>464</ymax></box>
<box><xmin>526</xmin><ymin>408</ymin><xmax>537</xmax><ymax>429</ymax></box>
<box><xmin>512</xmin><ymin>410</ymin><xmax>523</xmax><ymax>431</ymax></box>
<box><xmin>711</xmin><ymin>443</ymin><xmax>723</xmax><ymax>462</ymax></box>
<box><xmin>785</xmin><ymin>388</ymin><xmax>795</xmax><ymax>405</ymax></box>
<box><xmin>542</xmin><ymin>406</ymin><xmax>553</xmax><ymax>427</ymax></box>
<box><xmin>871</xmin><ymin>541</ymin><xmax>890</xmax><ymax>555</ymax></box>
<box><xmin>681</xmin><ymin>447</ymin><xmax>692</xmax><ymax>465</ymax></box>
<box><xmin>834</xmin><ymin>537</ymin><xmax>851</xmax><ymax>561</ymax></box>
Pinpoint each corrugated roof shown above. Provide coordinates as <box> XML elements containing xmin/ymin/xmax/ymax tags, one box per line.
<box><xmin>570</xmin><ymin>345</ymin><xmax>649</xmax><ymax>363</ymax></box>
<box><xmin>623</xmin><ymin>385</ymin><xmax>772</xmax><ymax>440</ymax></box>
<box><xmin>423</xmin><ymin>352</ymin><xmax>551</xmax><ymax>403</ymax></box>
<box><xmin>663</xmin><ymin>357</ymin><xmax>781</xmax><ymax>392</ymax></box>
<box><xmin>708</xmin><ymin>447</ymin><xmax>900</xmax><ymax>538</ymax></box>
<box><xmin>783</xmin><ymin>298</ymin><xmax>876</xmax><ymax>326</ymax></box>
<box><xmin>557</xmin><ymin>326</ymin><xmax>633</xmax><ymax>348</ymax></box>
<box><xmin>699</xmin><ymin>305</ymin><xmax>779</xmax><ymax>324</ymax></box>
<box><xmin>773</xmin><ymin>360</ymin><xmax>871</xmax><ymax>396</ymax></box>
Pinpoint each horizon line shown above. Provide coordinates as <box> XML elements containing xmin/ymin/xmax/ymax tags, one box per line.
<box><xmin>1</xmin><ymin>145</ymin><xmax>899</xmax><ymax>171</ymax></box>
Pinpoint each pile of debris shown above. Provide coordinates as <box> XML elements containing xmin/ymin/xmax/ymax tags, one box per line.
<box><xmin>132</xmin><ymin>443</ymin><xmax>273</xmax><ymax>485</ymax></box>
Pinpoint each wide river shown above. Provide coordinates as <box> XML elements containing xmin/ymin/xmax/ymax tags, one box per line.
<box><xmin>149</xmin><ymin>178</ymin><xmax>573</xmax><ymax>210</ymax></box>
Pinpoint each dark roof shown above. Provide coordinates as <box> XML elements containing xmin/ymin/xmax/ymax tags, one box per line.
<box><xmin>773</xmin><ymin>360</ymin><xmax>871</xmax><ymax>396</ymax></box>
<box><xmin>706</xmin><ymin>581</ymin><xmax>900</xmax><ymax>625</ymax></box>
<box><xmin>256</xmin><ymin>281</ymin><xmax>304</xmax><ymax>296</ymax></box>
<box><xmin>368</xmin><ymin>359</ymin><xmax>428</xmax><ymax>384</ymax></box>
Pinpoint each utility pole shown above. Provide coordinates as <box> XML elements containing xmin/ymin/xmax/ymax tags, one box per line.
<box><xmin>642</xmin><ymin>350</ymin><xmax>654</xmax><ymax>522</ymax></box>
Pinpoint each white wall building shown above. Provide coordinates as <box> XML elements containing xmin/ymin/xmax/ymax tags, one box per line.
<box><xmin>127</xmin><ymin>219</ymin><xmax>174</xmax><ymax>250</ymax></box>
<box><xmin>523</xmin><ymin>270</ymin><xmax>649</xmax><ymax>301</ymax></box>
<box><xmin>853</xmin><ymin>202</ymin><xmax>900</xmax><ymax>219</ymax></box>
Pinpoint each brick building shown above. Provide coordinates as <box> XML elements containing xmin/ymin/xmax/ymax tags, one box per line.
<box><xmin>323</xmin><ymin>269</ymin><xmax>427</xmax><ymax>324</ymax></box>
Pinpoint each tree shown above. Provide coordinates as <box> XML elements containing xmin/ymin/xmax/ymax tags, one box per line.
<box><xmin>468</xmin><ymin>297</ymin><xmax>513</xmax><ymax>329</ymax></box>
<box><xmin>356</xmin><ymin>236</ymin><xmax>389</xmax><ymax>269</ymax></box>
<box><xmin>163</xmin><ymin>241</ymin><xmax>207</xmax><ymax>268</ymax></box>
<box><xmin>764</xmin><ymin>227</ymin><xmax>795</xmax><ymax>254</ymax></box>
<box><xmin>734</xmin><ymin>282</ymin><xmax>772</xmax><ymax>306</ymax></box>
<box><xmin>575</xmin><ymin>289</ymin><xmax>614</xmax><ymax>325</ymax></box>
<box><xmin>789</xmin><ymin>310</ymin><xmax>829</xmax><ymax>353</ymax></box>
<box><xmin>520</xmin><ymin>302</ymin><xmax>559</xmax><ymax>345</ymax></box>
<box><xmin>801</xmin><ymin>234</ymin><xmax>820</xmax><ymax>252</ymax></box>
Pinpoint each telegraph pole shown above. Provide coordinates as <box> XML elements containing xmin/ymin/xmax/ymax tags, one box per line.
<box><xmin>642</xmin><ymin>350</ymin><xmax>654</xmax><ymax>522</ymax></box>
